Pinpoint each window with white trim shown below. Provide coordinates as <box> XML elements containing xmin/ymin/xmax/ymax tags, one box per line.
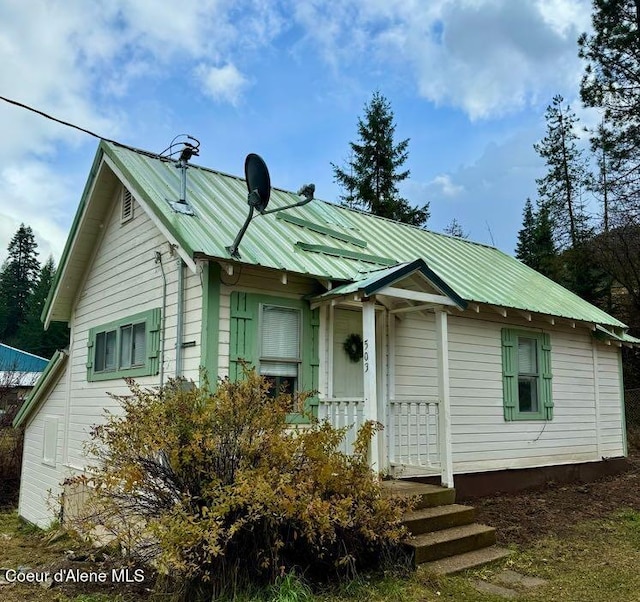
<box><xmin>259</xmin><ymin>304</ymin><xmax>301</xmax><ymax>395</ymax></box>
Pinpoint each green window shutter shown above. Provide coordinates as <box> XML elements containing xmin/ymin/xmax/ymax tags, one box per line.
<box><xmin>148</xmin><ymin>308</ymin><xmax>161</xmax><ymax>375</ymax></box>
<box><xmin>301</xmin><ymin>306</ymin><xmax>320</xmax><ymax>415</ymax></box>
<box><xmin>540</xmin><ymin>332</ymin><xmax>553</xmax><ymax>420</ymax></box>
<box><xmin>86</xmin><ymin>336</ymin><xmax>94</xmax><ymax>370</ymax></box>
<box><xmin>229</xmin><ymin>291</ymin><xmax>258</xmax><ymax>381</ymax></box>
<box><xmin>501</xmin><ymin>328</ymin><xmax>517</xmax><ymax>421</ymax></box>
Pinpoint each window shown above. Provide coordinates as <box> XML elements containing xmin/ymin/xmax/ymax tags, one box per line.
<box><xmin>43</xmin><ymin>416</ymin><xmax>58</xmax><ymax>467</ymax></box>
<box><xmin>259</xmin><ymin>305</ymin><xmax>301</xmax><ymax>395</ymax></box>
<box><xmin>501</xmin><ymin>329</ymin><xmax>553</xmax><ymax>421</ymax></box>
<box><xmin>87</xmin><ymin>309</ymin><xmax>161</xmax><ymax>382</ymax></box>
<box><xmin>228</xmin><ymin>291</ymin><xmax>320</xmax><ymax>422</ymax></box>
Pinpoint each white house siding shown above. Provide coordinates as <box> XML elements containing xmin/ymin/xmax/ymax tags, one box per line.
<box><xmin>217</xmin><ymin>267</ymin><xmax>318</xmax><ymax>379</ymax></box>
<box><xmin>19</xmin><ymin>363</ymin><xmax>68</xmax><ymax>528</ymax></box>
<box><xmin>597</xmin><ymin>343</ymin><xmax>625</xmax><ymax>458</ymax></box>
<box><xmin>392</xmin><ymin>309</ymin><xmax>625</xmax><ymax>475</ymax></box>
<box><xmin>393</xmin><ymin>312</ymin><xmax>438</xmax><ymax>401</ymax></box>
<box><xmin>65</xmin><ymin>188</ymin><xmax>202</xmax><ymax>470</ymax></box>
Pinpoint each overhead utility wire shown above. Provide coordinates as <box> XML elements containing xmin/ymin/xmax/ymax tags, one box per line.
<box><xmin>0</xmin><ymin>94</ymin><xmax>168</xmax><ymax>160</ymax></box>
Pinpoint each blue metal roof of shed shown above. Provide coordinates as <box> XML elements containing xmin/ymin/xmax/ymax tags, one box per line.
<box><xmin>0</xmin><ymin>343</ymin><xmax>48</xmax><ymax>373</ymax></box>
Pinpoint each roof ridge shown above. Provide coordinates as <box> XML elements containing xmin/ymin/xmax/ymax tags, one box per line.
<box><xmin>104</xmin><ymin>141</ymin><xmax>501</xmax><ymax>253</ymax></box>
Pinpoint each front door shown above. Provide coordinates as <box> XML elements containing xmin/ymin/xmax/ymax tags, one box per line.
<box><xmin>332</xmin><ymin>308</ymin><xmax>364</xmax><ymax>398</ymax></box>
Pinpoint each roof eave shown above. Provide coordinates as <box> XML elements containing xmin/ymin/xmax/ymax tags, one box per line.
<box><xmin>13</xmin><ymin>350</ymin><xmax>68</xmax><ymax>428</ymax></box>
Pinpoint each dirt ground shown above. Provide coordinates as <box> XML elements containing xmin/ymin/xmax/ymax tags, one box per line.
<box><xmin>474</xmin><ymin>449</ymin><xmax>640</xmax><ymax>546</ymax></box>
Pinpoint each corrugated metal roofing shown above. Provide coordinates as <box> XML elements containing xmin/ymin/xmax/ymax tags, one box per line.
<box><xmin>97</xmin><ymin>141</ymin><xmax>626</xmax><ymax>328</ymax></box>
<box><xmin>0</xmin><ymin>343</ymin><xmax>48</xmax><ymax>373</ymax></box>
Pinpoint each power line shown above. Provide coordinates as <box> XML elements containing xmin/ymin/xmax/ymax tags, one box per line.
<box><xmin>0</xmin><ymin>94</ymin><xmax>121</xmax><ymax>144</ymax></box>
<box><xmin>0</xmin><ymin>94</ymin><xmax>169</xmax><ymax>160</ymax></box>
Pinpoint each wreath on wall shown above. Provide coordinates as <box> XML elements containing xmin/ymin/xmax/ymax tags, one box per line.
<box><xmin>343</xmin><ymin>333</ymin><xmax>364</xmax><ymax>363</ymax></box>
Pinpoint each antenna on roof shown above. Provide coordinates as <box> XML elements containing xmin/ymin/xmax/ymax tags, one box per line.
<box><xmin>226</xmin><ymin>154</ymin><xmax>315</xmax><ymax>259</ymax></box>
<box><xmin>162</xmin><ymin>135</ymin><xmax>200</xmax><ymax>216</ymax></box>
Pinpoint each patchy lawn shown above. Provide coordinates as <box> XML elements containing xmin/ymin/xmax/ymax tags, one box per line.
<box><xmin>0</xmin><ymin>512</ymin><xmax>150</xmax><ymax>602</ymax></box>
<box><xmin>3</xmin><ymin>452</ymin><xmax>640</xmax><ymax>601</ymax></box>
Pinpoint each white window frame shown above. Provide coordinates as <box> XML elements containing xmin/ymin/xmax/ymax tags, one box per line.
<box><xmin>258</xmin><ymin>303</ymin><xmax>302</xmax><ymax>393</ymax></box>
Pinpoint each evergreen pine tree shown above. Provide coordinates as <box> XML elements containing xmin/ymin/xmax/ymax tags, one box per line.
<box><xmin>0</xmin><ymin>224</ymin><xmax>40</xmax><ymax>342</ymax></box>
<box><xmin>515</xmin><ymin>198</ymin><xmax>536</xmax><ymax>266</ymax></box>
<box><xmin>534</xmin><ymin>95</ymin><xmax>592</xmax><ymax>250</ymax></box>
<box><xmin>515</xmin><ymin>198</ymin><xmax>557</xmax><ymax>279</ymax></box>
<box><xmin>332</xmin><ymin>92</ymin><xmax>430</xmax><ymax>227</ymax></box>
<box><xmin>443</xmin><ymin>218</ymin><xmax>468</xmax><ymax>238</ymax></box>
<box><xmin>18</xmin><ymin>256</ymin><xmax>69</xmax><ymax>358</ymax></box>
<box><xmin>579</xmin><ymin>0</ymin><xmax>640</xmax><ymax>218</ymax></box>
<box><xmin>532</xmin><ymin>202</ymin><xmax>557</xmax><ymax>280</ymax></box>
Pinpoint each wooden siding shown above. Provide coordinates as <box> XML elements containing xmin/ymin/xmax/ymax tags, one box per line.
<box><xmin>19</xmin><ymin>363</ymin><xmax>68</xmax><ymax>527</ymax></box>
<box><xmin>217</xmin><ymin>267</ymin><xmax>320</xmax><ymax>378</ymax></box>
<box><xmin>21</xmin><ymin>182</ymin><xmax>205</xmax><ymax>525</ymax></box>
<box><xmin>597</xmin><ymin>344</ymin><xmax>625</xmax><ymax>457</ymax></box>
<box><xmin>392</xmin><ymin>310</ymin><xmax>624</xmax><ymax>474</ymax></box>
<box><xmin>64</xmin><ymin>190</ymin><xmax>202</xmax><ymax>469</ymax></box>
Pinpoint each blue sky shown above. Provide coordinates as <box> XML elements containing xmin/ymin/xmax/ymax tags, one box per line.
<box><xmin>0</xmin><ymin>0</ymin><xmax>597</xmax><ymax>265</ymax></box>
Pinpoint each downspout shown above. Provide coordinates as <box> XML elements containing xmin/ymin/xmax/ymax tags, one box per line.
<box><xmin>155</xmin><ymin>251</ymin><xmax>167</xmax><ymax>387</ymax></box>
<box><xmin>176</xmin><ymin>258</ymin><xmax>185</xmax><ymax>378</ymax></box>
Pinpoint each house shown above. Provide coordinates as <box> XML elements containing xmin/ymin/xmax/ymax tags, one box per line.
<box><xmin>0</xmin><ymin>343</ymin><xmax>48</xmax><ymax>416</ymax></box>
<box><xmin>13</xmin><ymin>140</ymin><xmax>638</xmax><ymax>528</ymax></box>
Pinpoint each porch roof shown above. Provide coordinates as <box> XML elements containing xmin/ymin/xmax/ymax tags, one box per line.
<box><xmin>311</xmin><ymin>259</ymin><xmax>467</xmax><ymax>309</ymax></box>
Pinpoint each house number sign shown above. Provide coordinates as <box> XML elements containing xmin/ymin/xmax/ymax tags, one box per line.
<box><xmin>364</xmin><ymin>339</ymin><xmax>369</xmax><ymax>372</ymax></box>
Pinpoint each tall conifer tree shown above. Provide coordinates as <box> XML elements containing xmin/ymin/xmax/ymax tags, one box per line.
<box><xmin>332</xmin><ymin>92</ymin><xmax>430</xmax><ymax>227</ymax></box>
<box><xmin>579</xmin><ymin>0</ymin><xmax>640</xmax><ymax>218</ymax></box>
<box><xmin>19</xmin><ymin>256</ymin><xmax>69</xmax><ymax>357</ymax></box>
<box><xmin>0</xmin><ymin>224</ymin><xmax>40</xmax><ymax>341</ymax></box>
<box><xmin>534</xmin><ymin>95</ymin><xmax>592</xmax><ymax>249</ymax></box>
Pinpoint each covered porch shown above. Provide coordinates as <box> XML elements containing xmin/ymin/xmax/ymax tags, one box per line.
<box><xmin>311</xmin><ymin>259</ymin><xmax>467</xmax><ymax>488</ymax></box>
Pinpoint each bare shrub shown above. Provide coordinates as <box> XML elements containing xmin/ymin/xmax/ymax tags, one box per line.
<box><xmin>67</xmin><ymin>371</ymin><xmax>411</xmax><ymax>600</ymax></box>
<box><xmin>0</xmin><ymin>402</ymin><xmax>24</xmax><ymax>508</ymax></box>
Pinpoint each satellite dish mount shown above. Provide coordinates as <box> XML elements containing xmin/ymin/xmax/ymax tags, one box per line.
<box><xmin>226</xmin><ymin>154</ymin><xmax>315</xmax><ymax>259</ymax></box>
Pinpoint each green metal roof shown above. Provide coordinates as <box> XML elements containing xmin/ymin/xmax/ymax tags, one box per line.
<box><xmin>314</xmin><ymin>259</ymin><xmax>467</xmax><ymax>309</ymax></box>
<box><xmin>13</xmin><ymin>350</ymin><xmax>67</xmax><ymax>428</ymax></box>
<box><xmin>46</xmin><ymin>140</ymin><xmax>628</xmax><ymax>329</ymax></box>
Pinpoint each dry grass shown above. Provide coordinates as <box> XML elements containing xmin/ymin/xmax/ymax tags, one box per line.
<box><xmin>4</xmin><ymin>502</ymin><xmax>640</xmax><ymax>601</ymax></box>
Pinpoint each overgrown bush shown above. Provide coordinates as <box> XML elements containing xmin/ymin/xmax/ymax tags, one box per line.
<box><xmin>0</xmin><ymin>401</ymin><xmax>24</xmax><ymax>508</ymax></box>
<box><xmin>68</xmin><ymin>371</ymin><xmax>411</xmax><ymax>600</ymax></box>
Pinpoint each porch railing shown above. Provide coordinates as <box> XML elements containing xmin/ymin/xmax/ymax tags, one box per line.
<box><xmin>317</xmin><ymin>398</ymin><xmax>366</xmax><ymax>456</ymax></box>
<box><xmin>388</xmin><ymin>398</ymin><xmax>441</xmax><ymax>470</ymax></box>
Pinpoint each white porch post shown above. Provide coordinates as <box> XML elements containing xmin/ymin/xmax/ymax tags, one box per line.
<box><xmin>362</xmin><ymin>300</ymin><xmax>380</xmax><ymax>471</ymax></box>
<box><xmin>435</xmin><ymin>308</ymin><xmax>454</xmax><ymax>488</ymax></box>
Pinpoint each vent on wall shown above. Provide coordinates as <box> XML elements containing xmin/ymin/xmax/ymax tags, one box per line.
<box><xmin>121</xmin><ymin>188</ymin><xmax>134</xmax><ymax>223</ymax></box>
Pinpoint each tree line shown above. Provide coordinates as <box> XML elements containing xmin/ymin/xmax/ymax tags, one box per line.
<box><xmin>515</xmin><ymin>1</ymin><xmax>640</xmax><ymax>322</ymax></box>
<box><xmin>514</xmin><ymin>0</ymin><xmax>640</xmax><ymax>385</ymax></box>
<box><xmin>332</xmin><ymin>2</ymin><xmax>640</xmax><ymax>386</ymax></box>
<box><xmin>0</xmin><ymin>224</ymin><xmax>68</xmax><ymax>359</ymax></box>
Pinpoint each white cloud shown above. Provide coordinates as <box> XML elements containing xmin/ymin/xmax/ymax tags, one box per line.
<box><xmin>195</xmin><ymin>63</ymin><xmax>250</xmax><ymax>105</ymax></box>
<box><xmin>429</xmin><ymin>174</ymin><xmax>464</xmax><ymax>198</ymax></box>
<box><xmin>288</xmin><ymin>0</ymin><xmax>591</xmax><ymax>120</ymax></box>
<box><xmin>0</xmin><ymin>161</ymin><xmax>75</xmax><ymax>265</ymax></box>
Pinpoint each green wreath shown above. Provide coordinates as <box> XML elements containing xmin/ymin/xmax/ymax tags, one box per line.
<box><xmin>343</xmin><ymin>333</ymin><xmax>364</xmax><ymax>363</ymax></box>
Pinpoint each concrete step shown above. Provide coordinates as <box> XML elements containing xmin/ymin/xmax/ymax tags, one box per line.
<box><xmin>405</xmin><ymin>523</ymin><xmax>497</xmax><ymax>565</ymax></box>
<box><xmin>420</xmin><ymin>545</ymin><xmax>513</xmax><ymax>575</ymax></box>
<box><xmin>381</xmin><ymin>481</ymin><xmax>456</xmax><ymax>509</ymax></box>
<box><xmin>403</xmin><ymin>504</ymin><xmax>475</xmax><ymax>535</ymax></box>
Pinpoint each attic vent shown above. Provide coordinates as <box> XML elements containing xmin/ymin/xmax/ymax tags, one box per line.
<box><xmin>121</xmin><ymin>188</ymin><xmax>134</xmax><ymax>223</ymax></box>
